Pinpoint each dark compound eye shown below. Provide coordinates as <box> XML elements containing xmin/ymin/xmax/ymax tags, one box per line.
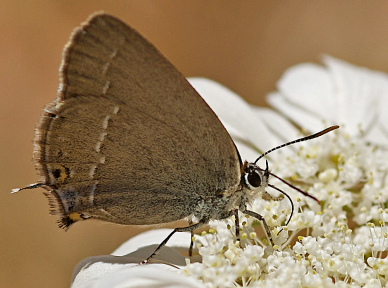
<box><xmin>246</xmin><ymin>170</ymin><xmax>262</xmax><ymax>188</ymax></box>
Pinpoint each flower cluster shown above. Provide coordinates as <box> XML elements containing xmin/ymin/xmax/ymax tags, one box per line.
<box><xmin>184</xmin><ymin>128</ymin><xmax>388</xmax><ymax>287</ymax></box>
<box><xmin>72</xmin><ymin>57</ymin><xmax>388</xmax><ymax>288</ymax></box>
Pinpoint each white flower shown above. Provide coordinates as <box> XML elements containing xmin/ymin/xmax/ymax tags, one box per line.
<box><xmin>268</xmin><ymin>56</ymin><xmax>388</xmax><ymax>144</ymax></box>
<box><xmin>72</xmin><ymin>229</ymin><xmax>204</xmax><ymax>288</ymax></box>
<box><xmin>73</xmin><ymin>57</ymin><xmax>388</xmax><ymax>287</ymax></box>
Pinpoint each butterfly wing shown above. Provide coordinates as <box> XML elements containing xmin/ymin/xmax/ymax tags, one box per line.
<box><xmin>35</xmin><ymin>13</ymin><xmax>241</xmax><ymax>228</ymax></box>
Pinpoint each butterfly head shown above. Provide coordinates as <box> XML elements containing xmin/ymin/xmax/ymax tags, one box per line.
<box><xmin>242</xmin><ymin>160</ymin><xmax>270</xmax><ymax>193</ymax></box>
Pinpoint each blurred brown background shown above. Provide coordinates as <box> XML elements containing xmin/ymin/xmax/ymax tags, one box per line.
<box><xmin>2</xmin><ymin>1</ymin><xmax>388</xmax><ymax>287</ymax></box>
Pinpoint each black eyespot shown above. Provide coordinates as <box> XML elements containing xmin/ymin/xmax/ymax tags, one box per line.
<box><xmin>247</xmin><ymin>170</ymin><xmax>262</xmax><ymax>188</ymax></box>
<box><xmin>53</xmin><ymin>168</ymin><xmax>62</xmax><ymax>179</ymax></box>
<box><xmin>50</xmin><ymin>164</ymin><xmax>71</xmax><ymax>183</ymax></box>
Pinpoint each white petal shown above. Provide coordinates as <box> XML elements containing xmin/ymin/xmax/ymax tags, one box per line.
<box><xmin>95</xmin><ymin>266</ymin><xmax>204</xmax><ymax>288</ymax></box>
<box><xmin>73</xmin><ymin>265</ymin><xmax>204</xmax><ymax>288</ymax></box>
<box><xmin>378</xmin><ymin>95</ymin><xmax>388</xmax><ymax>137</ymax></box>
<box><xmin>268</xmin><ymin>91</ymin><xmax>328</xmax><ymax>131</ymax></box>
<box><xmin>323</xmin><ymin>56</ymin><xmax>383</xmax><ymax>134</ymax></box>
<box><xmin>231</xmin><ymin>137</ymin><xmax>262</xmax><ymax>162</ymax></box>
<box><xmin>269</xmin><ymin>56</ymin><xmax>388</xmax><ymax>142</ymax></box>
<box><xmin>275</xmin><ymin>62</ymin><xmax>335</xmax><ymax>122</ymax></box>
<box><xmin>112</xmin><ymin>229</ymin><xmax>191</xmax><ymax>256</ymax></box>
<box><xmin>252</xmin><ymin>106</ymin><xmax>300</xmax><ymax>144</ymax></box>
<box><xmin>365</xmin><ymin>122</ymin><xmax>388</xmax><ymax>145</ymax></box>
<box><xmin>72</xmin><ymin>230</ymin><xmax>195</xmax><ymax>287</ymax></box>
<box><xmin>188</xmin><ymin>78</ymin><xmax>278</xmax><ymax>157</ymax></box>
<box><xmin>249</xmin><ymin>107</ymin><xmax>304</xmax><ymax>163</ymax></box>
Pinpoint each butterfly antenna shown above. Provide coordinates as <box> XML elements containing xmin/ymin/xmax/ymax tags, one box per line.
<box><xmin>254</xmin><ymin>125</ymin><xmax>339</xmax><ymax>164</ymax></box>
<box><xmin>253</xmin><ymin>126</ymin><xmax>338</xmax><ymax>232</ymax></box>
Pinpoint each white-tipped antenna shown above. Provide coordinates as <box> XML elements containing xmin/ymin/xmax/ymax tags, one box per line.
<box><xmin>254</xmin><ymin>125</ymin><xmax>339</xmax><ymax>164</ymax></box>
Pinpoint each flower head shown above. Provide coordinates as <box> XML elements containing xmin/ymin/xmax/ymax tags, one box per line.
<box><xmin>73</xmin><ymin>57</ymin><xmax>388</xmax><ymax>287</ymax></box>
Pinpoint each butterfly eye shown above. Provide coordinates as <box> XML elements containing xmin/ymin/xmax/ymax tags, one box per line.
<box><xmin>245</xmin><ymin>169</ymin><xmax>263</xmax><ymax>189</ymax></box>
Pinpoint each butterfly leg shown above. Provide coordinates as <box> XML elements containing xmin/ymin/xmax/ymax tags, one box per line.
<box><xmin>142</xmin><ymin>218</ymin><xmax>208</xmax><ymax>264</ymax></box>
<box><xmin>244</xmin><ymin>209</ymin><xmax>274</xmax><ymax>246</ymax></box>
<box><xmin>234</xmin><ymin>209</ymin><xmax>240</xmax><ymax>240</ymax></box>
<box><xmin>188</xmin><ymin>218</ymin><xmax>194</xmax><ymax>257</ymax></box>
